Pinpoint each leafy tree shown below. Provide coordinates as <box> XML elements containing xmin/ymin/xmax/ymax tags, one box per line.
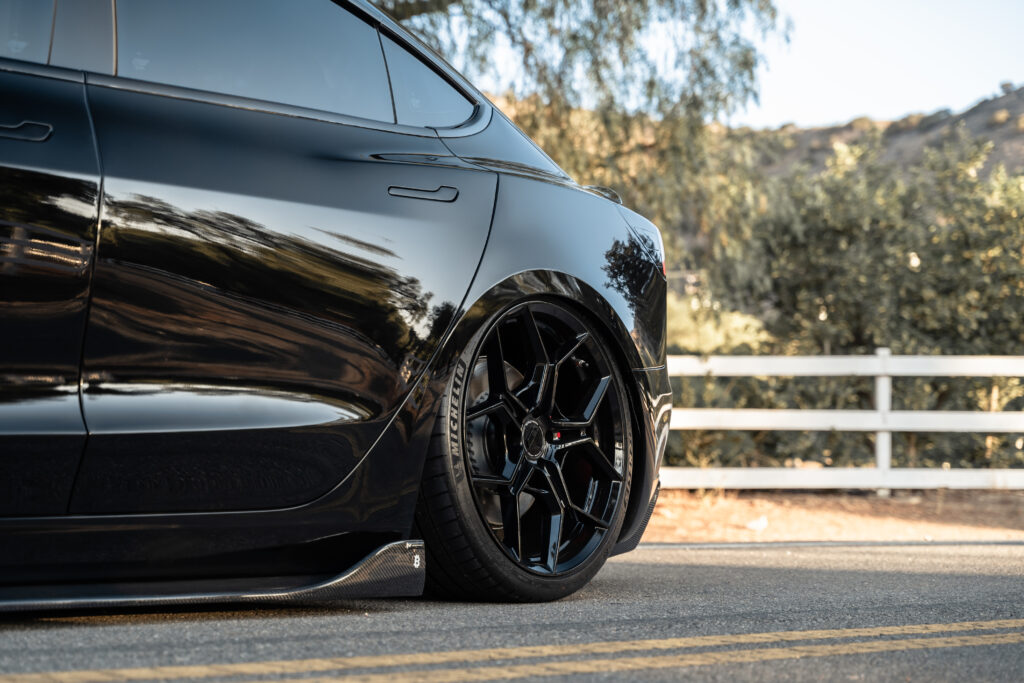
<box><xmin>676</xmin><ymin>125</ymin><xmax>1024</xmax><ymax>469</ymax></box>
<box><xmin>382</xmin><ymin>0</ymin><xmax>780</xmax><ymax>119</ymax></box>
<box><xmin>378</xmin><ymin>1</ymin><xmax>1024</xmax><ymax>470</ymax></box>
<box><xmin>380</xmin><ymin>0</ymin><xmax>784</xmax><ymax>244</ymax></box>
<box><xmin>711</xmin><ymin>125</ymin><xmax>1024</xmax><ymax>359</ymax></box>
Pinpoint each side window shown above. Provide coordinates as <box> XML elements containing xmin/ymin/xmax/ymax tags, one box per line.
<box><xmin>381</xmin><ymin>35</ymin><xmax>474</xmax><ymax>128</ymax></box>
<box><xmin>50</xmin><ymin>0</ymin><xmax>115</xmax><ymax>75</ymax></box>
<box><xmin>0</xmin><ymin>0</ymin><xmax>54</xmax><ymax>65</ymax></box>
<box><xmin>115</xmin><ymin>0</ymin><xmax>394</xmax><ymax>123</ymax></box>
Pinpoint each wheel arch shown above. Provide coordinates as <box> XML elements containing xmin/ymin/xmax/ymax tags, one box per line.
<box><xmin>417</xmin><ymin>174</ymin><xmax>667</xmax><ymax>553</ymax></box>
<box><xmin>426</xmin><ymin>269</ymin><xmax>658</xmax><ymax>549</ymax></box>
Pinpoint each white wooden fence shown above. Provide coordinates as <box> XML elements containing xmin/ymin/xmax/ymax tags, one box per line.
<box><xmin>661</xmin><ymin>348</ymin><xmax>1024</xmax><ymax>489</ymax></box>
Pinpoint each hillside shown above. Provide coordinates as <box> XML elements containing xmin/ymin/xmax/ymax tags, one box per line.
<box><xmin>736</xmin><ymin>83</ymin><xmax>1024</xmax><ymax>177</ymax></box>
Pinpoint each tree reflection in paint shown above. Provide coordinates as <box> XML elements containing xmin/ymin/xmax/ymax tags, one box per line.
<box><xmin>603</xmin><ymin>230</ymin><xmax>667</xmax><ymax>359</ymax></box>
<box><xmin>85</xmin><ymin>192</ymin><xmax>455</xmax><ymax>417</ymax></box>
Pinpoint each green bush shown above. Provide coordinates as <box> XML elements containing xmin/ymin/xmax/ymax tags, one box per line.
<box><xmin>667</xmin><ymin>125</ymin><xmax>1024</xmax><ymax>470</ymax></box>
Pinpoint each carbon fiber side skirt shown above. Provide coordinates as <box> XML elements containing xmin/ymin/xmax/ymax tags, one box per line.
<box><xmin>0</xmin><ymin>541</ymin><xmax>425</xmax><ymax>612</ymax></box>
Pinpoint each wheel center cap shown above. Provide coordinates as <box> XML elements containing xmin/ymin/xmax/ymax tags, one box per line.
<box><xmin>522</xmin><ymin>419</ymin><xmax>547</xmax><ymax>459</ymax></box>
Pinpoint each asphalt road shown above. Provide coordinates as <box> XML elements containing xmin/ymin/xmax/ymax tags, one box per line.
<box><xmin>2</xmin><ymin>543</ymin><xmax>1023</xmax><ymax>682</ymax></box>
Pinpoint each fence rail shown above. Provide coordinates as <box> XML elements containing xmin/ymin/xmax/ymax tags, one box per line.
<box><xmin>662</xmin><ymin>348</ymin><xmax>1024</xmax><ymax>490</ymax></box>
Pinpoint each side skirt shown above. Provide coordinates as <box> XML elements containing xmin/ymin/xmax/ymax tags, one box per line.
<box><xmin>0</xmin><ymin>540</ymin><xmax>424</xmax><ymax>612</ymax></box>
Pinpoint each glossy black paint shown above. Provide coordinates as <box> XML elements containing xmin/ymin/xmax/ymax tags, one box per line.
<box><xmin>71</xmin><ymin>82</ymin><xmax>496</xmax><ymax>514</ymax></box>
<box><xmin>0</xmin><ymin>67</ymin><xmax>98</xmax><ymax>516</ymax></box>
<box><xmin>441</xmin><ymin>110</ymin><xmax>568</xmax><ymax>179</ymax></box>
<box><xmin>431</xmin><ymin>169</ymin><xmax>672</xmax><ymax>549</ymax></box>
<box><xmin>0</xmin><ymin>0</ymin><xmax>668</xmax><ymax>593</ymax></box>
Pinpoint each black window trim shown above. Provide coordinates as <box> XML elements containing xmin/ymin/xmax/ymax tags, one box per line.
<box><xmin>110</xmin><ymin>0</ymin><xmax>117</xmax><ymax>72</ymax></box>
<box><xmin>45</xmin><ymin>0</ymin><xmax>58</xmax><ymax>64</ymax></box>
<box><xmin>0</xmin><ymin>55</ymin><xmax>83</xmax><ymax>83</ymax></box>
<box><xmin>89</xmin><ymin>72</ymin><xmax>487</xmax><ymax>139</ymax></box>
<box><xmin>375</xmin><ymin>29</ymin><xmax>399</xmax><ymax>126</ymax></box>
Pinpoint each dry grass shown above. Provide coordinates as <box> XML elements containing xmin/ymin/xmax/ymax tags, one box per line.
<box><xmin>642</xmin><ymin>489</ymin><xmax>1024</xmax><ymax>543</ymax></box>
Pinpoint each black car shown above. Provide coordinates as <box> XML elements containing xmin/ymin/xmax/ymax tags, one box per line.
<box><xmin>0</xmin><ymin>0</ymin><xmax>670</xmax><ymax>605</ymax></box>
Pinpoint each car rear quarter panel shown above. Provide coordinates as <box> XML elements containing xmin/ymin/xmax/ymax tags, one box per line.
<box><xmin>426</xmin><ymin>173</ymin><xmax>670</xmax><ymax>548</ymax></box>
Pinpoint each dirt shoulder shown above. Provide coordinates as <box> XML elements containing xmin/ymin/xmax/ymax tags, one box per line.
<box><xmin>641</xmin><ymin>489</ymin><xmax>1024</xmax><ymax>543</ymax></box>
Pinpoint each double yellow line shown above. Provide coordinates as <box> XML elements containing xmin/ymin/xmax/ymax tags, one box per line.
<box><xmin>5</xmin><ymin>618</ymin><xmax>1023</xmax><ymax>683</ymax></box>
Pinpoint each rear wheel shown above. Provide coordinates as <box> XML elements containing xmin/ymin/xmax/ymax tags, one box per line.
<box><xmin>416</xmin><ymin>300</ymin><xmax>632</xmax><ymax>601</ymax></box>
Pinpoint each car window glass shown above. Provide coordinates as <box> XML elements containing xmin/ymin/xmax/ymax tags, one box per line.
<box><xmin>50</xmin><ymin>0</ymin><xmax>114</xmax><ymax>75</ymax></box>
<box><xmin>381</xmin><ymin>34</ymin><xmax>474</xmax><ymax>128</ymax></box>
<box><xmin>116</xmin><ymin>0</ymin><xmax>394</xmax><ymax>123</ymax></box>
<box><xmin>0</xmin><ymin>0</ymin><xmax>54</xmax><ymax>64</ymax></box>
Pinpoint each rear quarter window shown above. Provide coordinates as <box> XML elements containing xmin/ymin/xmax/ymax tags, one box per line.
<box><xmin>380</xmin><ymin>34</ymin><xmax>474</xmax><ymax>129</ymax></box>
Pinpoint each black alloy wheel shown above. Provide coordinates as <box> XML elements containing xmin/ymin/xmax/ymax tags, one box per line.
<box><xmin>416</xmin><ymin>300</ymin><xmax>632</xmax><ymax>601</ymax></box>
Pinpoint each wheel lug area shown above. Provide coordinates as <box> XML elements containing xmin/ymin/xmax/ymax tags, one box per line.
<box><xmin>520</xmin><ymin>417</ymin><xmax>548</xmax><ymax>461</ymax></box>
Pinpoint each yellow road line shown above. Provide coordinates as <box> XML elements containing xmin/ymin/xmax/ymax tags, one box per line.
<box><xmin>3</xmin><ymin>619</ymin><xmax>1023</xmax><ymax>683</ymax></box>
<box><xmin>255</xmin><ymin>632</ymin><xmax>1024</xmax><ymax>683</ymax></box>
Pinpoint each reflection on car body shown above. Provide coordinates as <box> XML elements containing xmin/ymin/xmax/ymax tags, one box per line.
<box><xmin>0</xmin><ymin>0</ymin><xmax>669</xmax><ymax>605</ymax></box>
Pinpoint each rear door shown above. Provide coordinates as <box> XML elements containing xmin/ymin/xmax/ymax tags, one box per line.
<box><xmin>0</xmin><ymin>1</ymin><xmax>103</xmax><ymax>515</ymax></box>
<box><xmin>70</xmin><ymin>0</ymin><xmax>497</xmax><ymax>514</ymax></box>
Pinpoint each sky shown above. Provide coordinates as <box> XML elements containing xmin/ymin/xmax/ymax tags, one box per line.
<box><xmin>733</xmin><ymin>0</ymin><xmax>1024</xmax><ymax>129</ymax></box>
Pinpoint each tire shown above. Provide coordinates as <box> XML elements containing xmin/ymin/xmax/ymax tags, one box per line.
<box><xmin>415</xmin><ymin>300</ymin><xmax>633</xmax><ymax>602</ymax></box>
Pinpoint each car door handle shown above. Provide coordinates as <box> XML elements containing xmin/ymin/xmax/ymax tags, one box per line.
<box><xmin>387</xmin><ymin>185</ymin><xmax>459</xmax><ymax>202</ymax></box>
<box><xmin>0</xmin><ymin>120</ymin><xmax>53</xmax><ymax>142</ymax></box>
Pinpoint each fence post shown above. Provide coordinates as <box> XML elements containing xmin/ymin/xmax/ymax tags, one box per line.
<box><xmin>875</xmin><ymin>348</ymin><xmax>892</xmax><ymax>493</ymax></box>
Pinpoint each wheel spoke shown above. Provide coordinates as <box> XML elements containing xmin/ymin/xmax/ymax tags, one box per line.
<box><xmin>538</xmin><ymin>333</ymin><xmax>588</xmax><ymax>416</ymax></box>
<box><xmin>547</xmin><ymin>459</ymin><xmax>611</xmax><ymax>530</ymax></box>
<box><xmin>500</xmin><ymin>494</ymin><xmax>522</xmax><ymax>560</ymax></box>
<box><xmin>471</xmin><ymin>472</ymin><xmax>513</xmax><ymax>488</ymax></box>
<box><xmin>480</xmin><ymin>336</ymin><xmax>528</xmax><ymax>420</ymax></box>
<box><xmin>534</xmin><ymin>465</ymin><xmax>572</xmax><ymax>572</ymax></box>
<box><xmin>465</xmin><ymin>397</ymin><xmax>513</xmax><ymax>423</ymax></box>
<box><xmin>505</xmin><ymin>394</ymin><xmax>529</xmax><ymax>422</ymax></box>
<box><xmin>554</xmin><ymin>332</ymin><xmax>588</xmax><ymax>367</ymax></box>
<box><xmin>543</xmin><ymin>509</ymin><xmax>563</xmax><ymax>573</ymax></box>
<box><xmin>522</xmin><ymin>307</ymin><xmax>549</xmax><ymax>365</ymax></box>
<box><xmin>572</xmin><ymin>504</ymin><xmax>611</xmax><ymax>531</ymax></box>
<box><xmin>543</xmin><ymin>460</ymin><xmax>576</xmax><ymax>511</ymax></box>
<box><xmin>551</xmin><ymin>375</ymin><xmax>611</xmax><ymax>428</ymax></box>
<box><xmin>514</xmin><ymin>307</ymin><xmax>556</xmax><ymax>413</ymax></box>
<box><xmin>553</xmin><ymin>435</ymin><xmax>595</xmax><ymax>452</ymax></box>
<box><xmin>516</xmin><ymin>362</ymin><xmax>551</xmax><ymax>414</ymax></box>
<box><xmin>581</xmin><ymin>375</ymin><xmax>611</xmax><ymax>422</ymax></box>
<box><xmin>579</xmin><ymin>440</ymin><xmax>623</xmax><ymax>482</ymax></box>
<box><xmin>483</xmin><ymin>337</ymin><xmax>508</xmax><ymax>396</ymax></box>
<box><xmin>472</xmin><ymin>437</ymin><xmax>527</xmax><ymax>490</ymax></box>
<box><xmin>509</xmin><ymin>456</ymin><xmax>536</xmax><ymax>495</ymax></box>
<box><xmin>523</xmin><ymin>484</ymin><xmax>549</xmax><ymax>498</ymax></box>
